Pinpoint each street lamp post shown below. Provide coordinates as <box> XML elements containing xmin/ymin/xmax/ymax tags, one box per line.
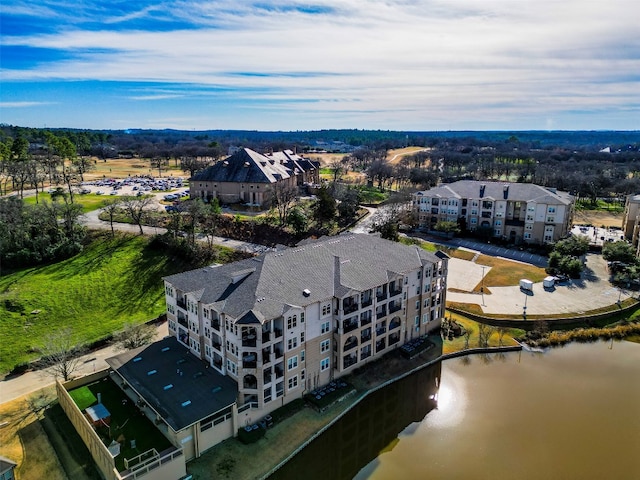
<box><xmin>523</xmin><ymin>291</ymin><xmax>528</xmax><ymax>320</ymax></box>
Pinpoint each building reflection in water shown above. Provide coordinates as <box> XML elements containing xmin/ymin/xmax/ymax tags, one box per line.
<box><xmin>270</xmin><ymin>360</ymin><xmax>442</xmax><ymax>480</ymax></box>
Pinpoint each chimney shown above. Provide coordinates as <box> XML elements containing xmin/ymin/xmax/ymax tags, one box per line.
<box><xmin>503</xmin><ymin>184</ymin><xmax>509</xmax><ymax>199</ymax></box>
<box><xmin>97</xmin><ymin>392</ymin><xmax>102</xmax><ymax>404</ymax></box>
<box><xmin>480</xmin><ymin>184</ymin><xmax>486</xmax><ymax>197</ymax></box>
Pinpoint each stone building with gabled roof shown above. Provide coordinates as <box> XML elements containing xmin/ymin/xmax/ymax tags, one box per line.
<box><xmin>163</xmin><ymin>233</ymin><xmax>448</xmax><ymax>420</ymax></box>
<box><xmin>413</xmin><ymin>180</ymin><xmax>574</xmax><ymax>244</ymax></box>
<box><xmin>189</xmin><ymin>148</ymin><xmax>319</xmax><ymax>207</ymax></box>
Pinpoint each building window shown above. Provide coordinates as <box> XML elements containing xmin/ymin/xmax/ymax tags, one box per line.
<box><xmin>320</xmin><ymin>339</ymin><xmax>330</xmax><ymax>353</ymax></box>
<box><xmin>423</xmin><ymin>313</ymin><xmax>429</xmax><ymax>323</ymax></box>
<box><xmin>416</xmin><ymin>300</ymin><xmax>420</xmax><ymax>309</ymax></box>
<box><xmin>322</xmin><ymin>304</ymin><xmax>332</xmax><ymax>316</ymax></box>
<box><xmin>300</xmin><ymin>312</ymin><xmax>305</xmax><ymax>323</ymax></box>
<box><xmin>287</xmin><ymin>315</ymin><xmax>297</xmax><ymax>329</ymax></box>
<box><xmin>288</xmin><ymin>375</ymin><xmax>298</xmax><ymax>390</ymax></box>
<box><xmin>301</xmin><ymin>349</ymin><xmax>305</xmax><ymax>362</ymax></box>
<box><xmin>288</xmin><ymin>338</ymin><xmax>298</xmax><ymax>350</ymax></box>
<box><xmin>301</xmin><ymin>369</ymin><xmax>305</xmax><ymax>381</ymax></box>
<box><xmin>300</xmin><ymin>332</ymin><xmax>305</xmax><ymax>343</ymax></box>
<box><xmin>287</xmin><ymin>356</ymin><xmax>298</xmax><ymax>370</ymax></box>
<box><xmin>321</xmin><ymin>321</ymin><xmax>330</xmax><ymax>334</ymax></box>
<box><xmin>320</xmin><ymin>358</ymin><xmax>330</xmax><ymax>371</ymax></box>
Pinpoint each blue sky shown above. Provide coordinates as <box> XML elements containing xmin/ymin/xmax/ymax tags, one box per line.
<box><xmin>1</xmin><ymin>0</ymin><xmax>639</xmax><ymax>131</ymax></box>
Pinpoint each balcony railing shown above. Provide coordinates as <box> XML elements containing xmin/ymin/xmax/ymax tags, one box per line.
<box><xmin>242</xmin><ymin>335</ymin><xmax>257</xmax><ymax>348</ymax></box>
<box><xmin>389</xmin><ymin>287</ymin><xmax>403</xmax><ymax>297</ymax></box>
<box><xmin>275</xmin><ymin>367</ymin><xmax>284</xmax><ymax>379</ymax></box>
<box><xmin>343</xmin><ymin>302</ymin><xmax>359</xmax><ymax>315</ymax></box>
<box><xmin>343</xmin><ymin>320</ymin><xmax>358</xmax><ymax>333</ymax></box>
<box><xmin>389</xmin><ymin>302</ymin><xmax>402</xmax><ymax>314</ymax></box>
<box><xmin>343</xmin><ymin>355</ymin><xmax>357</xmax><ymax>369</ymax></box>
<box><xmin>274</xmin><ymin>349</ymin><xmax>283</xmax><ymax>359</ymax></box>
<box><xmin>361</xmin><ymin>297</ymin><xmax>373</xmax><ymax>308</ymax></box>
<box><xmin>176</xmin><ymin>299</ymin><xmax>187</xmax><ymax>310</ymax></box>
<box><xmin>361</xmin><ymin>333</ymin><xmax>371</xmax><ymax>343</ymax></box>
<box><xmin>274</xmin><ymin>328</ymin><xmax>283</xmax><ymax>339</ymax></box>
<box><xmin>376</xmin><ymin>309</ymin><xmax>387</xmax><ymax>320</ymax></box>
<box><xmin>361</xmin><ymin>349</ymin><xmax>372</xmax><ymax>360</ymax></box>
<box><xmin>376</xmin><ymin>292</ymin><xmax>387</xmax><ymax>302</ymax></box>
<box><xmin>344</xmin><ymin>340</ymin><xmax>358</xmax><ymax>352</ymax></box>
<box><xmin>177</xmin><ymin>315</ymin><xmax>188</xmax><ymax>328</ymax></box>
<box><xmin>262</xmin><ymin>331</ymin><xmax>271</xmax><ymax>342</ymax></box>
<box><xmin>262</xmin><ymin>349</ymin><xmax>271</xmax><ymax>363</ymax></box>
<box><xmin>213</xmin><ymin>358</ymin><xmax>222</xmax><ymax>369</ymax></box>
<box><xmin>212</xmin><ymin>319</ymin><xmax>221</xmax><ymax>331</ymax></box>
<box><xmin>212</xmin><ymin>340</ymin><xmax>221</xmax><ymax>350</ymax></box>
<box><xmin>360</xmin><ymin>315</ymin><xmax>372</xmax><ymax>326</ymax></box>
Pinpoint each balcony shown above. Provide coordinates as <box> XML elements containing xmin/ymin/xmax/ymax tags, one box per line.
<box><xmin>211</xmin><ymin>340</ymin><xmax>222</xmax><ymax>351</ymax></box>
<box><xmin>263</xmin><ymin>370</ymin><xmax>272</xmax><ymax>384</ymax></box>
<box><xmin>360</xmin><ymin>313</ymin><xmax>372</xmax><ymax>326</ymax></box>
<box><xmin>177</xmin><ymin>314</ymin><xmax>188</xmax><ymax>329</ymax></box>
<box><xmin>274</xmin><ymin>347</ymin><xmax>283</xmax><ymax>359</ymax></box>
<box><xmin>361</xmin><ymin>347</ymin><xmax>372</xmax><ymax>360</ymax></box>
<box><xmin>389</xmin><ymin>318</ymin><xmax>401</xmax><ymax>330</ymax></box>
<box><xmin>376</xmin><ymin>291</ymin><xmax>387</xmax><ymax>302</ymax></box>
<box><xmin>389</xmin><ymin>284</ymin><xmax>403</xmax><ymax>297</ymax></box>
<box><xmin>243</xmin><ymin>374</ymin><xmax>258</xmax><ymax>390</ymax></box>
<box><xmin>361</xmin><ymin>329</ymin><xmax>371</xmax><ymax>343</ymax></box>
<box><xmin>262</xmin><ymin>348</ymin><xmax>271</xmax><ymax>364</ymax></box>
<box><xmin>242</xmin><ymin>334</ymin><xmax>257</xmax><ymax>348</ymax></box>
<box><xmin>212</xmin><ymin>319</ymin><xmax>221</xmax><ymax>331</ymax></box>
<box><xmin>343</xmin><ymin>318</ymin><xmax>358</xmax><ymax>333</ymax></box>
<box><xmin>389</xmin><ymin>332</ymin><xmax>401</xmax><ymax>345</ymax></box>
<box><xmin>262</xmin><ymin>331</ymin><xmax>271</xmax><ymax>343</ymax></box>
<box><xmin>343</xmin><ymin>354</ymin><xmax>358</xmax><ymax>369</ymax></box>
<box><xmin>274</xmin><ymin>328</ymin><xmax>283</xmax><ymax>339</ymax></box>
<box><xmin>275</xmin><ymin>365</ymin><xmax>284</xmax><ymax>379</ymax></box>
<box><xmin>389</xmin><ymin>301</ymin><xmax>402</xmax><ymax>314</ymax></box>
<box><xmin>242</xmin><ymin>354</ymin><xmax>257</xmax><ymax>369</ymax></box>
<box><xmin>176</xmin><ymin>299</ymin><xmax>187</xmax><ymax>310</ymax></box>
<box><xmin>376</xmin><ymin>307</ymin><xmax>387</xmax><ymax>320</ymax></box>
<box><xmin>344</xmin><ymin>337</ymin><xmax>358</xmax><ymax>352</ymax></box>
<box><xmin>376</xmin><ymin>339</ymin><xmax>386</xmax><ymax>353</ymax></box>
<box><xmin>343</xmin><ymin>302</ymin><xmax>359</xmax><ymax>315</ymax></box>
<box><xmin>213</xmin><ymin>357</ymin><xmax>222</xmax><ymax>369</ymax></box>
<box><xmin>361</xmin><ymin>296</ymin><xmax>373</xmax><ymax>308</ymax></box>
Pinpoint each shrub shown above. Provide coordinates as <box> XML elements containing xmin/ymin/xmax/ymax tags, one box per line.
<box><xmin>237</xmin><ymin>425</ymin><xmax>265</xmax><ymax>444</ymax></box>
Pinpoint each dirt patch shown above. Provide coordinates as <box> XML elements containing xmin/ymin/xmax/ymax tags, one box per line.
<box><xmin>574</xmin><ymin>210</ymin><xmax>623</xmax><ymax>228</ymax></box>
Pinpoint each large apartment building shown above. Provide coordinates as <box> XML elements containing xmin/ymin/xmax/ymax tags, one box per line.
<box><xmin>413</xmin><ymin>180</ymin><xmax>574</xmax><ymax>244</ymax></box>
<box><xmin>163</xmin><ymin>234</ymin><xmax>448</xmax><ymax>418</ymax></box>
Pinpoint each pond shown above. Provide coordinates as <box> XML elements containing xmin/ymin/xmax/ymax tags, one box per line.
<box><xmin>270</xmin><ymin>340</ymin><xmax>640</xmax><ymax>480</ymax></box>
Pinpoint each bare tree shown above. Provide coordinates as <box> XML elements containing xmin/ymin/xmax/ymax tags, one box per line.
<box><xmin>121</xmin><ymin>195</ymin><xmax>154</xmax><ymax>234</ymax></box>
<box><xmin>114</xmin><ymin>322</ymin><xmax>157</xmax><ymax>350</ymax></box>
<box><xmin>150</xmin><ymin>156</ymin><xmax>169</xmax><ymax>177</ymax></box>
<box><xmin>102</xmin><ymin>198</ymin><xmax>123</xmax><ymax>236</ymax></box>
<box><xmin>40</xmin><ymin>327</ymin><xmax>85</xmax><ymax>381</ymax></box>
<box><xmin>271</xmin><ymin>182</ymin><xmax>298</xmax><ymax>227</ymax></box>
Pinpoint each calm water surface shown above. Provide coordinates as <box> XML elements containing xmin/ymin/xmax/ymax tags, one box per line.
<box><xmin>272</xmin><ymin>341</ymin><xmax>640</xmax><ymax>480</ymax></box>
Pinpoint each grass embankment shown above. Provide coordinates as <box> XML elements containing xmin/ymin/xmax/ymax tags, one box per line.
<box><xmin>0</xmin><ymin>232</ymin><xmax>199</xmax><ymax>374</ymax></box>
<box><xmin>442</xmin><ymin>312</ymin><xmax>524</xmax><ymax>354</ymax></box>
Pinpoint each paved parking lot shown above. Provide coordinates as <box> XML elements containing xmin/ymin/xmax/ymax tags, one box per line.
<box><xmin>570</xmin><ymin>224</ymin><xmax>625</xmax><ymax>246</ymax></box>
<box><xmin>446</xmin><ymin>253</ymin><xmax>632</xmax><ymax>316</ymax></box>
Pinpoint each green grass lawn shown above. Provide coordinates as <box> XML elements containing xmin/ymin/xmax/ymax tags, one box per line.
<box><xmin>23</xmin><ymin>193</ymin><xmax>110</xmax><ymax>213</ymax></box>
<box><xmin>69</xmin><ymin>378</ymin><xmax>172</xmax><ymax>472</ymax></box>
<box><xmin>0</xmin><ymin>232</ymin><xmax>196</xmax><ymax>374</ymax></box>
<box><xmin>69</xmin><ymin>386</ymin><xmax>98</xmax><ymax>411</ymax></box>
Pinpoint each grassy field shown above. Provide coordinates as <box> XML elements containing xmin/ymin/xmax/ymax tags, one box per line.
<box><xmin>0</xmin><ymin>232</ymin><xmax>195</xmax><ymax>374</ymax></box>
<box><xmin>23</xmin><ymin>192</ymin><xmax>113</xmax><ymax>213</ymax></box>
<box><xmin>475</xmin><ymin>254</ymin><xmax>547</xmax><ymax>291</ymax></box>
<box><xmin>443</xmin><ymin>312</ymin><xmax>523</xmax><ymax>353</ymax></box>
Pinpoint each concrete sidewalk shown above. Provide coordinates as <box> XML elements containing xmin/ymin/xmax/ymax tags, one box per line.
<box><xmin>0</xmin><ymin>323</ymin><xmax>168</xmax><ymax>405</ymax></box>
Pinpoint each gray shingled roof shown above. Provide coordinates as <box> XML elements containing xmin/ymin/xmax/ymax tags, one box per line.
<box><xmin>164</xmin><ymin>234</ymin><xmax>445</xmax><ymax>323</ymax></box>
<box><xmin>106</xmin><ymin>337</ymin><xmax>237</xmax><ymax>432</ymax></box>
<box><xmin>190</xmin><ymin>148</ymin><xmax>292</xmax><ymax>184</ymax></box>
<box><xmin>416</xmin><ymin>180</ymin><xmax>572</xmax><ymax>205</ymax></box>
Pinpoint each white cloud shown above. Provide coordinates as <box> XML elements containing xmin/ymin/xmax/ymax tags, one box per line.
<box><xmin>0</xmin><ymin>101</ymin><xmax>57</xmax><ymax>108</ymax></box>
<box><xmin>2</xmin><ymin>0</ymin><xmax>639</xmax><ymax>129</ymax></box>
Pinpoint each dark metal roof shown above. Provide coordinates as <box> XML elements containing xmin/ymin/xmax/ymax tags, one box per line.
<box><xmin>164</xmin><ymin>233</ymin><xmax>445</xmax><ymax>323</ymax></box>
<box><xmin>105</xmin><ymin>337</ymin><xmax>237</xmax><ymax>432</ymax></box>
<box><xmin>190</xmin><ymin>148</ymin><xmax>292</xmax><ymax>184</ymax></box>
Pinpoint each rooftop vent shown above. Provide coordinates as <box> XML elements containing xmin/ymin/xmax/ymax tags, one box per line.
<box><xmin>147</xmin><ymin>370</ymin><xmax>157</xmax><ymax>376</ymax></box>
<box><xmin>480</xmin><ymin>184</ymin><xmax>486</xmax><ymax>197</ymax></box>
<box><xmin>223</xmin><ymin>161</ymin><xmax>229</xmax><ymax>166</ymax></box>
<box><xmin>244</xmin><ymin>162</ymin><xmax>250</xmax><ymax>167</ymax></box>
<box><xmin>163</xmin><ymin>384</ymin><xmax>174</xmax><ymax>390</ymax></box>
<box><xmin>133</xmin><ymin>357</ymin><xmax>142</xmax><ymax>362</ymax></box>
<box><xmin>161</xmin><ymin>347</ymin><xmax>170</xmax><ymax>352</ymax></box>
<box><xmin>193</xmin><ymin>372</ymin><xmax>203</xmax><ymax>379</ymax></box>
<box><xmin>303</xmin><ymin>288</ymin><xmax>311</xmax><ymax>297</ymax></box>
<box><xmin>181</xmin><ymin>400</ymin><xmax>191</xmax><ymax>407</ymax></box>
<box><xmin>212</xmin><ymin>386</ymin><xmax>222</xmax><ymax>394</ymax></box>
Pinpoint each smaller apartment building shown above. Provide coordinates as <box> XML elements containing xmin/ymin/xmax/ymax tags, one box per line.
<box><xmin>163</xmin><ymin>234</ymin><xmax>448</xmax><ymax>422</ymax></box>
<box><xmin>413</xmin><ymin>180</ymin><xmax>574</xmax><ymax>244</ymax></box>
<box><xmin>622</xmin><ymin>194</ymin><xmax>640</xmax><ymax>256</ymax></box>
